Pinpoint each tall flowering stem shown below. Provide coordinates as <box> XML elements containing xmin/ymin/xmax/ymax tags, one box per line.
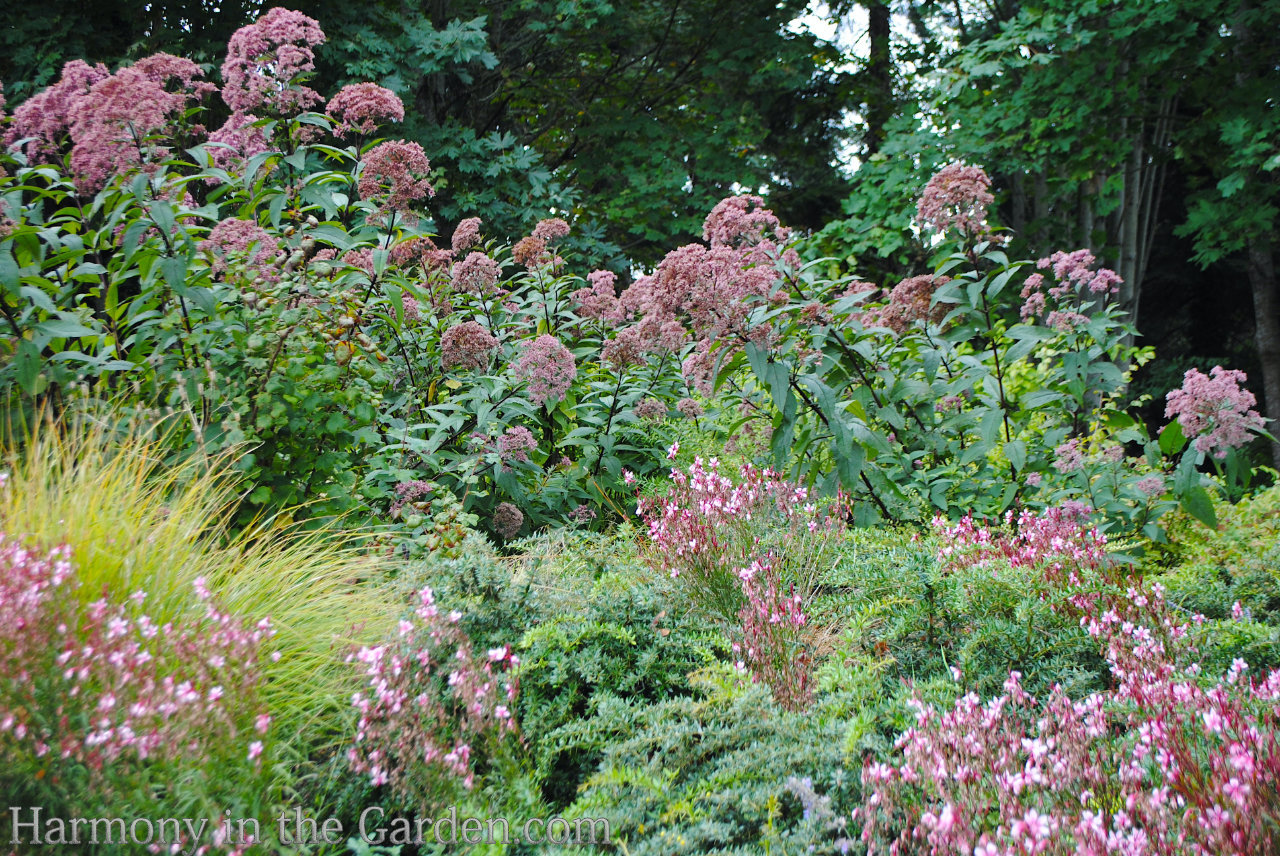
<box><xmin>640</xmin><ymin>456</ymin><xmax>848</xmax><ymax>708</ymax></box>
<box><xmin>734</xmin><ymin>559</ymin><xmax>812</xmax><ymax>711</ymax></box>
<box><xmin>347</xmin><ymin>587</ymin><xmax>519</xmax><ymax>811</ymax></box>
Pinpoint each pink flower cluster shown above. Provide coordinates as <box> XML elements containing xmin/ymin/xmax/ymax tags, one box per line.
<box><xmin>491</xmin><ymin>502</ymin><xmax>524</xmax><ymax>539</ymax></box>
<box><xmin>514</xmin><ymin>334</ymin><xmax>576</xmax><ymax>406</ymax></box>
<box><xmin>916</xmin><ymin>162</ymin><xmax>995</xmax><ymax>237</ymax></box>
<box><xmin>616</xmin><ymin>195</ymin><xmax>797</xmax><ymax>394</ymax></box>
<box><xmin>389</xmin><ymin>479</ymin><xmax>433</xmax><ymax>516</ymax></box>
<box><xmin>572</xmin><ymin>270</ymin><xmax>625</xmax><ymax>323</ymax></box>
<box><xmin>391</xmin><ymin>235</ymin><xmax>455</xmax><ymax>272</ymax></box>
<box><xmin>864</xmin><ymin>274</ymin><xmax>954</xmax><ymax>335</ymax></box>
<box><xmin>199</xmin><ymin>217</ymin><xmax>279</xmax><ymax>287</ymax></box>
<box><xmin>498</xmin><ymin>426</ymin><xmax>537</xmax><ymax>464</ymax></box>
<box><xmin>1019</xmin><ymin>249</ymin><xmax>1122</xmax><ymax>331</ymax></box>
<box><xmin>451</xmin><ymin>251</ymin><xmax>501</xmax><ymax>295</ymax></box>
<box><xmin>326</xmin><ymin>83</ymin><xmax>404</xmax><ymax>137</ymax></box>
<box><xmin>531</xmin><ymin>218</ymin><xmax>570</xmax><ymax>243</ymax></box>
<box><xmin>358</xmin><ymin>140</ymin><xmax>435</xmax><ymax>220</ymax></box>
<box><xmin>205</xmin><ymin>111</ymin><xmax>270</xmax><ymax>175</ymax></box>
<box><xmin>733</xmin><ymin>559</ymin><xmax>811</xmax><ymax>711</ymax></box>
<box><xmin>7</xmin><ymin>55</ymin><xmax>214</xmax><ymax>192</ymax></box>
<box><xmin>440</xmin><ymin>321</ymin><xmax>498</xmax><ymax>371</ymax></box>
<box><xmin>347</xmin><ymin>587</ymin><xmax>518</xmax><ymax>808</ymax></box>
<box><xmin>4</xmin><ymin>60</ymin><xmax>109</xmax><ymax>162</ymax></box>
<box><xmin>221</xmin><ymin>7</ymin><xmax>325</xmax><ymax>116</ymax></box>
<box><xmin>933</xmin><ymin>503</ymin><xmax>1105</xmax><ymax>578</ymax></box>
<box><xmin>0</xmin><ymin>535</ymin><xmax>272</xmax><ymax>789</ymax></box>
<box><xmin>859</xmin><ymin>579</ymin><xmax>1280</xmax><ymax>856</ymax></box>
<box><xmin>641</xmin><ymin>458</ymin><xmax>845</xmax><ymax>708</ymax></box>
<box><xmin>1053</xmin><ymin>438</ymin><xmax>1085</xmax><ymax>473</ymax></box>
<box><xmin>703</xmin><ymin>194</ymin><xmax>791</xmax><ymax>248</ymax></box>
<box><xmin>451</xmin><ymin>217</ymin><xmax>483</xmax><ymax>253</ymax></box>
<box><xmin>1165</xmin><ymin>366</ymin><xmax>1266</xmax><ymax>459</ymax></box>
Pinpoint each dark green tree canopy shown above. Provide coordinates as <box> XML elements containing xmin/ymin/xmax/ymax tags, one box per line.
<box><xmin>2</xmin><ymin>0</ymin><xmax>855</xmax><ymax>266</ymax></box>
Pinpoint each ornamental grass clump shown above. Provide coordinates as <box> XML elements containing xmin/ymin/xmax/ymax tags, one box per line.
<box><xmin>0</xmin><ymin>414</ymin><xmax>399</xmax><ymax>753</ymax></box>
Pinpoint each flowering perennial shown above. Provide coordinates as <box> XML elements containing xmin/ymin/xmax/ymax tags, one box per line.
<box><xmin>0</xmin><ymin>535</ymin><xmax>272</xmax><ymax>789</ymax></box>
<box><xmin>451</xmin><ymin>251</ymin><xmax>501</xmax><ymax>295</ymax></box>
<box><xmin>220</xmin><ymin>7</ymin><xmax>326</xmax><ymax>115</ymax></box>
<box><xmin>514</xmin><ymin>335</ymin><xmax>576</xmax><ymax>406</ymax></box>
<box><xmin>451</xmin><ymin>217</ymin><xmax>483</xmax><ymax>253</ymax></box>
<box><xmin>491</xmin><ymin>502</ymin><xmax>524</xmax><ymax>539</ymax></box>
<box><xmin>200</xmin><ymin>217</ymin><xmax>278</xmax><ymax>285</ymax></box>
<box><xmin>4</xmin><ymin>60</ymin><xmax>109</xmax><ymax>162</ymax></box>
<box><xmin>498</xmin><ymin>426</ymin><xmax>537</xmax><ymax>464</ymax></box>
<box><xmin>862</xmin><ymin>512</ymin><xmax>1280</xmax><ymax>855</ymax></box>
<box><xmin>916</xmin><ymin>161</ymin><xmax>995</xmax><ymax>238</ymax></box>
<box><xmin>347</xmin><ymin>587</ymin><xmax>518</xmax><ymax>809</ymax></box>
<box><xmin>440</xmin><ymin>321</ymin><xmax>498</xmax><ymax>371</ymax></box>
<box><xmin>1165</xmin><ymin>366</ymin><xmax>1266</xmax><ymax>458</ymax></box>
<box><xmin>641</xmin><ymin>457</ymin><xmax>849</xmax><ymax>708</ymax></box>
<box><xmin>733</xmin><ymin>559</ymin><xmax>811</xmax><ymax>711</ymax></box>
<box><xmin>358</xmin><ymin>140</ymin><xmax>434</xmax><ymax>219</ymax></box>
<box><xmin>326</xmin><ymin>83</ymin><xmax>404</xmax><ymax>137</ymax></box>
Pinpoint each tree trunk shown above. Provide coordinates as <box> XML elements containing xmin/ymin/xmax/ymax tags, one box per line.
<box><xmin>864</xmin><ymin>2</ymin><xmax>893</xmax><ymax>155</ymax></box>
<box><xmin>1247</xmin><ymin>238</ymin><xmax>1280</xmax><ymax>469</ymax></box>
<box><xmin>1011</xmin><ymin>171</ymin><xmax>1028</xmax><ymax>236</ymax></box>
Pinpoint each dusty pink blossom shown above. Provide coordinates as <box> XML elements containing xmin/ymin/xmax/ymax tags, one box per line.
<box><xmin>703</xmin><ymin>195</ymin><xmax>790</xmax><ymax>248</ymax></box>
<box><xmin>572</xmin><ymin>270</ymin><xmax>623</xmax><ymax>322</ymax></box>
<box><xmin>916</xmin><ymin>161</ymin><xmax>994</xmax><ymax>237</ymax></box>
<box><xmin>450</xmin><ymin>251</ymin><xmax>501</xmax><ymax>295</ymax></box>
<box><xmin>512</xmin><ymin>235</ymin><xmax>549</xmax><ymax>269</ymax></box>
<box><xmin>491</xmin><ymin>503</ymin><xmax>524</xmax><ymax>539</ymax></box>
<box><xmin>867</xmin><ymin>275</ymin><xmax>953</xmax><ymax>334</ymax></box>
<box><xmin>358</xmin><ymin>140</ymin><xmax>434</xmax><ymax>220</ymax></box>
<box><xmin>635</xmin><ymin>398</ymin><xmax>666</xmax><ymax>420</ymax></box>
<box><xmin>601</xmin><ymin>327</ymin><xmax>648</xmax><ymax>369</ymax></box>
<box><xmin>343</xmin><ymin>247</ymin><xmax>375</xmax><ymax>276</ymax></box>
<box><xmin>326</xmin><ymin>83</ymin><xmax>404</xmax><ymax>137</ymax></box>
<box><xmin>676</xmin><ymin>398</ymin><xmax>704</xmax><ymax>419</ymax></box>
<box><xmin>200</xmin><ymin>217</ymin><xmax>278</xmax><ymax>286</ymax></box>
<box><xmin>514</xmin><ymin>335</ymin><xmax>576</xmax><ymax>406</ymax></box>
<box><xmin>451</xmin><ymin>217</ymin><xmax>483</xmax><ymax>253</ymax></box>
<box><xmin>1135</xmin><ymin>475</ymin><xmax>1165</xmax><ymax>497</ymax></box>
<box><xmin>1165</xmin><ymin>366</ymin><xmax>1266</xmax><ymax>458</ymax></box>
<box><xmin>221</xmin><ymin>7</ymin><xmax>325</xmax><ymax>115</ymax></box>
<box><xmin>4</xmin><ymin>60</ymin><xmax>109</xmax><ymax>161</ymax></box>
<box><xmin>498</xmin><ymin>426</ymin><xmax>537</xmax><ymax>464</ymax></box>
<box><xmin>401</xmin><ymin>294</ymin><xmax>423</xmax><ymax>323</ymax></box>
<box><xmin>531</xmin><ymin>218</ymin><xmax>570</xmax><ymax>243</ymax></box>
<box><xmin>440</xmin><ymin>321</ymin><xmax>498</xmax><ymax>371</ymax></box>
<box><xmin>205</xmin><ymin>111</ymin><xmax>270</xmax><ymax>175</ymax></box>
<box><xmin>52</xmin><ymin>54</ymin><xmax>214</xmax><ymax>192</ymax></box>
<box><xmin>1053</xmin><ymin>438</ymin><xmax>1085</xmax><ymax>473</ymax></box>
<box><xmin>391</xmin><ymin>236</ymin><xmax>454</xmax><ymax>271</ymax></box>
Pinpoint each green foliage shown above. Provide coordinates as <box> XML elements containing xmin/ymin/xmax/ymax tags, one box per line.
<box><xmin>0</xmin><ymin>100</ymin><xmax>690</xmax><ymax>531</ymax></box>
<box><xmin>395</xmin><ymin>530</ymin><xmax>727</xmax><ymax>811</ymax></box>
<box><xmin>565</xmin><ymin>678</ymin><xmax>858</xmax><ymax>855</ymax></box>
<box><xmin>729</xmin><ymin>230</ymin><xmax>1219</xmax><ymax>538</ymax></box>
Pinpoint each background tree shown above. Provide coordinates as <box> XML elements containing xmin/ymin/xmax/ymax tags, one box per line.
<box><xmin>2</xmin><ymin>0</ymin><xmax>856</xmax><ymax>268</ymax></box>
